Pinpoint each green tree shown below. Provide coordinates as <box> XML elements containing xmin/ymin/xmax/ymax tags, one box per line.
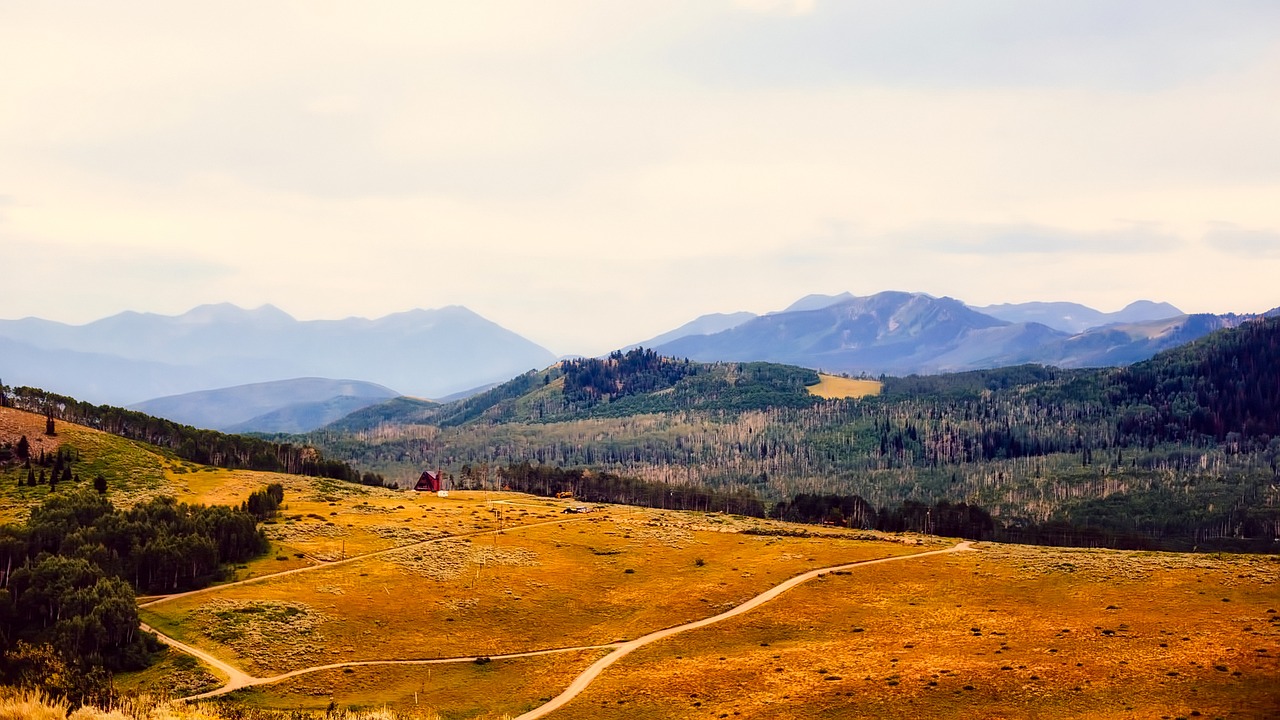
<box><xmin>93</xmin><ymin>474</ymin><xmax>107</xmax><ymax>494</ymax></box>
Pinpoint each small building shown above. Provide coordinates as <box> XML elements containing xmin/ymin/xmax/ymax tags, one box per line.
<box><xmin>414</xmin><ymin>470</ymin><xmax>442</xmax><ymax>492</ymax></box>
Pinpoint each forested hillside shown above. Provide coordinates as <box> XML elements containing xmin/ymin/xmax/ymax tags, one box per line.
<box><xmin>1109</xmin><ymin>315</ymin><xmax>1280</xmax><ymax>442</ymax></box>
<box><xmin>303</xmin><ymin>319</ymin><xmax>1280</xmax><ymax>550</ymax></box>
<box><xmin>0</xmin><ymin>486</ymin><xmax>282</xmax><ymax>703</ymax></box>
<box><xmin>0</xmin><ymin>385</ymin><xmax>383</xmax><ymax>485</ymax></box>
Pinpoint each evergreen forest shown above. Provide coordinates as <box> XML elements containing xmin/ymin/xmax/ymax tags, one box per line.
<box><xmin>300</xmin><ymin>319</ymin><xmax>1280</xmax><ymax>552</ymax></box>
<box><xmin>0</xmin><ymin>486</ymin><xmax>280</xmax><ymax>703</ymax></box>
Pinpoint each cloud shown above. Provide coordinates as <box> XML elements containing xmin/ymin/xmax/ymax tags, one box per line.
<box><xmin>900</xmin><ymin>223</ymin><xmax>1180</xmax><ymax>255</ymax></box>
<box><xmin>673</xmin><ymin>1</ymin><xmax>1280</xmax><ymax>91</ymax></box>
<box><xmin>1204</xmin><ymin>223</ymin><xmax>1280</xmax><ymax>257</ymax></box>
<box><xmin>733</xmin><ymin>0</ymin><xmax>817</xmax><ymax>16</ymax></box>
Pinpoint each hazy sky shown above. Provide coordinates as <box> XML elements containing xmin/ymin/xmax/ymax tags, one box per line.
<box><xmin>2</xmin><ymin>1</ymin><xmax>1278</xmax><ymax>356</ymax></box>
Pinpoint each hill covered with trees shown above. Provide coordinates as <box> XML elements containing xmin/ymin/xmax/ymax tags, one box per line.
<box><xmin>304</xmin><ymin>318</ymin><xmax>1280</xmax><ymax>552</ymax></box>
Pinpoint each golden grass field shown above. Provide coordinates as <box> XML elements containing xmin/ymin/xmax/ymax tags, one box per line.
<box><xmin>3</xmin><ymin>406</ymin><xmax>1279</xmax><ymax>718</ymax></box>
<box><xmin>557</xmin><ymin>544</ymin><xmax>1280</xmax><ymax>719</ymax></box>
<box><xmin>807</xmin><ymin>374</ymin><xmax>883</xmax><ymax>400</ymax></box>
<box><xmin>140</xmin><ymin>506</ymin><xmax>929</xmax><ymax>677</ymax></box>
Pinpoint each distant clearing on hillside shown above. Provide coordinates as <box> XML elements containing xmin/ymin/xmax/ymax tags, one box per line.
<box><xmin>807</xmin><ymin>374</ymin><xmax>882</xmax><ymax>399</ymax></box>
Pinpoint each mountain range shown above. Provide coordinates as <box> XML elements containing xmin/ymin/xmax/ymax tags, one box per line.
<box><xmin>645</xmin><ymin>292</ymin><xmax>1265</xmax><ymax>376</ymax></box>
<box><xmin>2</xmin><ymin>294</ymin><xmax>1270</xmax><ymax>431</ymax></box>
<box><xmin>0</xmin><ymin>304</ymin><xmax>556</xmax><ymax>406</ymax></box>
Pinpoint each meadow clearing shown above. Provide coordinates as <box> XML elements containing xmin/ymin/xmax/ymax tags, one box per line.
<box><xmin>806</xmin><ymin>374</ymin><xmax>883</xmax><ymax>400</ymax></box>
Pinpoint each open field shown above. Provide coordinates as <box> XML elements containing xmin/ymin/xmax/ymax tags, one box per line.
<box><xmin>140</xmin><ymin>506</ymin><xmax>929</xmax><ymax>676</ymax></box>
<box><xmin>132</xmin><ymin>484</ymin><xmax>1280</xmax><ymax>718</ymax></box>
<box><xmin>554</xmin><ymin>543</ymin><xmax>1280</xmax><ymax>719</ymax></box>
<box><xmin>806</xmin><ymin>374</ymin><xmax>883</xmax><ymax>400</ymax></box>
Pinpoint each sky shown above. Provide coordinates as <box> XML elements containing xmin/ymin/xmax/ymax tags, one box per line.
<box><xmin>2</xmin><ymin>1</ymin><xmax>1278</xmax><ymax>357</ymax></box>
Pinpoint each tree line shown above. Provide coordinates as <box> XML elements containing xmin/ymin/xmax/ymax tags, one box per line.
<box><xmin>495</xmin><ymin>461</ymin><xmax>767</xmax><ymax>516</ymax></box>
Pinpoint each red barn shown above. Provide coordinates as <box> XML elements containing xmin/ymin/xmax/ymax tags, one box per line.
<box><xmin>414</xmin><ymin>470</ymin><xmax>442</xmax><ymax>492</ymax></box>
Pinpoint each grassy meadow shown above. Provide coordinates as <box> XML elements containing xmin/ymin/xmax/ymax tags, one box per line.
<box><xmin>557</xmin><ymin>544</ymin><xmax>1280</xmax><ymax>719</ymax></box>
<box><xmin>139</xmin><ymin>505</ymin><xmax>929</xmax><ymax>676</ymax></box>
<box><xmin>807</xmin><ymin>374</ymin><xmax>883</xmax><ymax>400</ymax></box>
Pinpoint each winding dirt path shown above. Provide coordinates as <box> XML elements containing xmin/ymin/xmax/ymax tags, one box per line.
<box><xmin>513</xmin><ymin>540</ymin><xmax>974</xmax><ymax>720</ymax></box>
<box><xmin>152</xmin><ymin>537</ymin><xmax>971</xmax><ymax>711</ymax></box>
<box><xmin>165</xmin><ymin>640</ymin><xmax>627</xmax><ymax>701</ymax></box>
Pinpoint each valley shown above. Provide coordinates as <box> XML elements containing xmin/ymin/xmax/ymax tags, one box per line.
<box><xmin>1</xmin><ymin>403</ymin><xmax>1277</xmax><ymax>718</ymax></box>
<box><xmin>1</xmin><ymin>315</ymin><xmax>1278</xmax><ymax>719</ymax></box>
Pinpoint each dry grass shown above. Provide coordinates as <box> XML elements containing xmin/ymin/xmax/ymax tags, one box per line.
<box><xmin>557</xmin><ymin>543</ymin><xmax>1280</xmax><ymax>719</ymax></box>
<box><xmin>112</xmin><ymin>649</ymin><xmax>223</xmax><ymax>700</ymax></box>
<box><xmin>0</xmin><ymin>688</ymin><xmax>444</xmax><ymax>719</ymax></box>
<box><xmin>139</xmin><ymin>507</ymin><xmax>919</xmax><ymax>676</ymax></box>
<box><xmin>28</xmin><ymin>407</ymin><xmax>1270</xmax><ymax>716</ymax></box>
<box><xmin>806</xmin><ymin>374</ymin><xmax>882</xmax><ymax>400</ymax></box>
<box><xmin>231</xmin><ymin>650</ymin><xmax>607</xmax><ymax>718</ymax></box>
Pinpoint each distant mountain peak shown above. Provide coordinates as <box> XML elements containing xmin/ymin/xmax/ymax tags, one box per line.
<box><xmin>176</xmin><ymin>303</ymin><xmax>295</xmax><ymax>324</ymax></box>
<box><xmin>972</xmin><ymin>299</ymin><xmax>1184</xmax><ymax>334</ymax></box>
<box><xmin>782</xmin><ymin>292</ymin><xmax>855</xmax><ymax>313</ymax></box>
<box><xmin>1118</xmin><ymin>300</ymin><xmax>1182</xmax><ymax>315</ymax></box>
<box><xmin>623</xmin><ymin>311</ymin><xmax>757</xmax><ymax>352</ymax></box>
